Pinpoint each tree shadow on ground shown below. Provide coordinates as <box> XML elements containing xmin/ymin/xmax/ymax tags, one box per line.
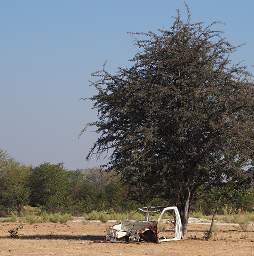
<box><xmin>0</xmin><ymin>234</ymin><xmax>105</xmax><ymax>241</ymax></box>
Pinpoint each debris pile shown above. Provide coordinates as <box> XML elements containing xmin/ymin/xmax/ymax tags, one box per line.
<box><xmin>106</xmin><ymin>206</ymin><xmax>182</xmax><ymax>243</ymax></box>
<box><xmin>8</xmin><ymin>224</ymin><xmax>23</xmax><ymax>238</ymax></box>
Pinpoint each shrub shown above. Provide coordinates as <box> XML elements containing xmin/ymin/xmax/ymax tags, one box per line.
<box><xmin>42</xmin><ymin>213</ymin><xmax>72</xmax><ymax>224</ymax></box>
<box><xmin>203</xmin><ymin>223</ymin><xmax>218</xmax><ymax>240</ymax></box>
<box><xmin>58</xmin><ymin>213</ymin><xmax>73</xmax><ymax>224</ymax></box>
<box><xmin>0</xmin><ymin>212</ymin><xmax>17</xmax><ymax>223</ymax></box>
<box><xmin>233</xmin><ymin>214</ymin><xmax>250</xmax><ymax>231</ymax></box>
<box><xmin>21</xmin><ymin>206</ymin><xmax>41</xmax><ymax>216</ymax></box>
<box><xmin>25</xmin><ymin>214</ymin><xmax>42</xmax><ymax>224</ymax></box>
<box><xmin>191</xmin><ymin>211</ymin><xmax>205</xmax><ymax>219</ymax></box>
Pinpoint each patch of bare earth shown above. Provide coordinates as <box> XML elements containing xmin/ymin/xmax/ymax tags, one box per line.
<box><xmin>0</xmin><ymin>221</ymin><xmax>254</xmax><ymax>256</ymax></box>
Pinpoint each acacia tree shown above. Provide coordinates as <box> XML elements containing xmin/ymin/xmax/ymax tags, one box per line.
<box><xmin>85</xmin><ymin>11</ymin><xmax>254</xmax><ymax>236</ymax></box>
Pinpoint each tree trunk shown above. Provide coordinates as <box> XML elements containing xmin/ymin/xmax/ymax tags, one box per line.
<box><xmin>178</xmin><ymin>189</ymin><xmax>191</xmax><ymax>238</ymax></box>
<box><xmin>205</xmin><ymin>207</ymin><xmax>217</xmax><ymax>240</ymax></box>
<box><xmin>16</xmin><ymin>203</ymin><xmax>22</xmax><ymax>217</ymax></box>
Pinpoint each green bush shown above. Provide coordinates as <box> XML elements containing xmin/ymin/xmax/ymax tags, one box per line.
<box><xmin>0</xmin><ymin>212</ymin><xmax>17</xmax><ymax>223</ymax></box>
<box><xmin>41</xmin><ymin>212</ymin><xmax>72</xmax><ymax>224</ymax></box>
<box><xmin>58</xmin><ymin>213</ymin><xmax>73</xmax><ymax>224</ymax></box>
<box><xmin>25</xmin><ymin>214</ymin><xmax>43</xmax><ymax>224</ymax></box>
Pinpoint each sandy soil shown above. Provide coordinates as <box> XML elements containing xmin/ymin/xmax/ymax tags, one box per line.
<box><xmin>0</xmin><ymin>221</ymin><xmax>254</xmax><ymax>256</ymax></box>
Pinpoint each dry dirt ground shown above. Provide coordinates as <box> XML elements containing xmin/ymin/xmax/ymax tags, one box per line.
<box><xmin>1</xmin><ymin>220</ymin><xmax>254</xmax><ymax>256</ymax></box>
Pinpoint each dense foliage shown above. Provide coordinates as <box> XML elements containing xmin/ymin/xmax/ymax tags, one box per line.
<box><xmin>0</xmin><ymin>150</ymin><xmax>133</xmax><ymax>216</ymax></box>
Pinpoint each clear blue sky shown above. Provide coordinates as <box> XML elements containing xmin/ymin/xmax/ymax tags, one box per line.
<box><xmin>0</xmin><ymin>0</ymin><xmax>253</xmax><ymax>170</ymax></box>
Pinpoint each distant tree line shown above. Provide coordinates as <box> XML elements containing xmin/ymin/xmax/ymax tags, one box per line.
<box><xmin>0</xmin><ymin>149</ymin><xmax>136</xmax><ymax>216</ymax></box>
<box><xmin>0</xmin><ymin>149</ymin><xmax>253</xmax><ymax>217</ymax></box>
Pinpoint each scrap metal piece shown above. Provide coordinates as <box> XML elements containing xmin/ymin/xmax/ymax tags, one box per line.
<box><xmin>157</xmin><ymin>206</ymin><xmax>182</xmax><ymax>242</ymax></box>
<box><xmin>106</xmin><ymin>206</ymin><xmax>182</xmax><ymax>243</ymax></box>
<box><xmin>106</xmin><ymin>220</ymin><xmax>157</xmax><ymax>242</ymax></box>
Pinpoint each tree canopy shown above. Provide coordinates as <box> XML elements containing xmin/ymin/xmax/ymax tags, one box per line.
<box><xmin>86</xmin><ymin>10</ymin><xmax>254</xmax><ymax>236</ymax></box>
<box><xmin>0</xmin><ymin>150</ymin><xmax>31</xmax><ymax>214</ymax></box>
<box><xmin>29</xmin><ymin>163</ymin><xmax>72</xmax><ymax>212</ymax></box>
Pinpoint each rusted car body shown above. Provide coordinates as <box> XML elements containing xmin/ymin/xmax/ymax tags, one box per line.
<box><xmin>106</xmin><ymin>206</ymin><xmax>182</xmax><ymax>243</ymax></box>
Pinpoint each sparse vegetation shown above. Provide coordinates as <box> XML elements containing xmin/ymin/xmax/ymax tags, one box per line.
<box><xmin>0</xmin><ymin>212</ymin><xmax>18</xmax><ymax>223</ymax></box>
<box><xmin>191</xmin><ymin>211</ymin><xmax>206</xmax><ymax>219</ymax></box>
<box><xmin>191</xmin><ymin>211</ymin><xmax>254</xmax><ymax>231</ymax></box>
<box><xmin>24</xmin><ymin>214</ymin><xmax>43</xmax><ymax>224</ymax></box>
<box><xmin>1</xmin><ymin>212</ymin><xmax>73</xmax><ymax>224</ymax></box>
<box><xmin>43</xmin><ymin>213</ymin><xmax>73</xmax><ymax>224</ymax></box>
<box><xmin>204</xmin><ymin>223</ymin><xmax>218</xmax><ymax>240</ymax></box>
<box><xmin>84</xmin><ymin>210</ymin><xmax>144</xmax><ymax>222</ymax></box>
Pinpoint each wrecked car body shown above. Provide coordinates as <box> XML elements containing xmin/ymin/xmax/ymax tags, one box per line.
<box><xmin>106</xmin><ymin>206</ymin><xmax>182</xmax><ymax>243</ymax></box>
